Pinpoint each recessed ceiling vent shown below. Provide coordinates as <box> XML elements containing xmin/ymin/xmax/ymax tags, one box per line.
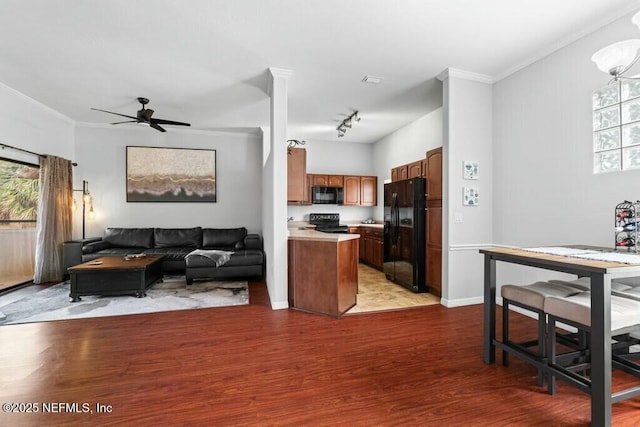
<box><xmin>362</xmin><ymin>75</ymin><xmax>383</xmax><ymax>84</ymax></box>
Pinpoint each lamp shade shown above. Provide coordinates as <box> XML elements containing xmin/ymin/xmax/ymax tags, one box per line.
<box><xmin>592</xmin><ymin>39</ymin><xmax>640</xmax><ymax>75</ymax></box>
<box><xmin>633</xmin><ymin>11</ymin><xmax>640</xmax><ymax>31</ymax></box>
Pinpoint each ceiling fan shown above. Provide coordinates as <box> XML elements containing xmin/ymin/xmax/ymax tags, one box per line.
<box><xmin>91</xmin><ymin>97</ymin><xmax>191</xmax><ymax>133</ymax></box>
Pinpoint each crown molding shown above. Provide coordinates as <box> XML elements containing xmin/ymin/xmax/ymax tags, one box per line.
<box><xmin>0</xmin><ymin>80</ymin><xmax>74</xmax><ymax>124</ymax></box>
<box><xmin>436</xmin><ymin>68</ymin><xmax>493</xmax><ymax>84</ymax></box>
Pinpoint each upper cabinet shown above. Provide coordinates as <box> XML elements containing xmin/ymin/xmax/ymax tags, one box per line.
<box><xmin>408</xmin><ymin>160</ymin><xmax>423</xmax><ymax>178</ymax></box>
<box><xmin>343</xmin><ymin>176</ymin><xmax>361</xmax><ymax>205</ymax></box>
<box><xmin>343</xmin><ymin>175</ymin><xmax>377</xmax><ymax>206</ymax></box>
<box><xmin>311</xmin><ymin>174</ymin><xmax>343</xmax><ymax>187</ymax></box>
<box><xmin>391</xmin><ymin>164</ymin><xmax>408</xmax><ymax>182</ymax></box>
<box><xmin>287</xmin><ymin>148</ymin><xmax>307</xmax><ymax>203</ymax></box>
<box><xmin>425</xmin><ymin>147</ymin><xmax>442</xmax><ymax>199</ymax></box>
<box><xmin>360</xmin><ymin>176</ymin><xmax>377</xmax><ymax>206</ymax></box>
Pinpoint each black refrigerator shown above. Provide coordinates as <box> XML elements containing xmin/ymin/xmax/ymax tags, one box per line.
<box><xmin>383</xmin><ymin>177</ymin><xmax>426</xmax><ymax>293</ymax></box>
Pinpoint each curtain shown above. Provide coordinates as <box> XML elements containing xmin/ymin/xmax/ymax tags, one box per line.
<box><xmin>33</xmin><ymin>155</ymin><xmax>73</xmax><ymax>284</ymax></box>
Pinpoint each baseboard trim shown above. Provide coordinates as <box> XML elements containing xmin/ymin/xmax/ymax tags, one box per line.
<box><xmin>440</xmin><ymin>296</ymin><xmax>483</xmax><ymax>308</ymax></box>
<box><xmin>270</xmin><ymin>301</ymin><xmax>289</xmax><ymax>310</ymax></box>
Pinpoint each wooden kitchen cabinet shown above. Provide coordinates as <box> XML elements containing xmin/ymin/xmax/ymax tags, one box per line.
<box><xmin>312</xmin><ymin>174</ymin><xmax>343</xmax><ymax>187</ymax></box>
<box><xmin>301</xmin><ymin>174</ymin><xmax>312</xmax><ymax>205</ymax></box>
<box><xmin>408</xmin><ymin>160</ymin><xmax>423</xmax><ymax>178</ymax></box>
<box><xmin>360</xmin><ymin>176</ymin><xmax>377</xmax><ymax>206</ymax></box>
<box><xmin>391</xmin><ymin>165</ymin><xmax>408</xmax><ymax>182</ymax></box>
<box><xmin>426</xmin><ymin>200</ymin><xmax>442</xmax><ymax>296</ymax></box>
<box><xmin>328</xmin><ymin>175</ymin><xmax>343</xmax><ymax>187</ymax></box>
<box><xmin>343</xmin><ymin>175</ymin><xmax>361</xmax><ymax>205</ymax></box>
<box><xmin>359</xmin><ymin>227</ymin><xmax>384</xmax><ymax>270</ymax></box>
<box><xmin>425</xmin><ymin>147</ymin><xmax>442</xmax><ymax>199</ymax></box>
<box><xmin>288</xmin><ymin>237</ymin><xmax>358</xmax><ymax>317</ymax></box>
<box><xmin>424</xmin><ymin>146</ymin><xmax>443</xmax><ymax>297</ymax></box>
<box><xmin>312</xmin><ymin>175</ymin><xmax>328</xmax><ymax>186</ymax></box>
<box><xmin>287</xmin><ymin>148</ymin><xmax>307</xmax><ymax>203</ymax></box>
<box><xmin>342</xmin><ymin>175</ymin><xmax>377</xmax><ymax>206</ymax></box>
<box><xmin>391</xmin><ymin>168</ymin><xmax>399</xmax><ymax>182</ymax></box>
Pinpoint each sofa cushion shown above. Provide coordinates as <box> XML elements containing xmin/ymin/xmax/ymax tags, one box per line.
<box><xmin>203</xmin><ymin>227</ymin><xmax>247</xmax><ymax>250</ymax></box>
<box><xmin>103</xmin><ymin>228</ymin><xmax>154</xmax><ymax>249</ymax></box>
<box><xmin>186</xmin><ymin>249</ymin><xmax>263</xmax><ymax>268</ymax></box>
<box><xmin>154</xmin><ymin>227</ymin><xmax>202</xmax><ymax>248</ymax></box>
<box><xmin>143</xmin><ymin>247</ymin><xmax>194</xmax><ymax>262</ymax></box>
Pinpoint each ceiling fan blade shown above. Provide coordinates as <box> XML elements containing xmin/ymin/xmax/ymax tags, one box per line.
<box><xmin>90</xmin><ymin>108</ymin><xmax>138</xmax><ymax>121</ymax></box>
<box><xmin>150</xmin><ymin>122</ymin><xmax>166</xmax><ymax>132</ymax></box>
<box><xmin>110</xmin><ymin>120</ymin><xmax>137</xmax><ymax>125</ymax></box>
<box><xmin>151</xmin><ymin>118</ymin><xmax>191</xmax><ymax>126</ymax></box>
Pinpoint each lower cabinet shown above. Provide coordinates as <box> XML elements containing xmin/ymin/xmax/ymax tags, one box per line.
<box><xmin>352</xmin><ymin>227</ymin><xmax>384</xmax><ymax>270</ymax></box>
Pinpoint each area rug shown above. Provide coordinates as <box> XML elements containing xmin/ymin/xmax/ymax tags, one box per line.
<box><xmin>346</xmin><ymin>264</ymin><xmax>440</xmax><ymax>314</ymax></box>
<box><xmin>0</xmin><ymin>278</ymin><xmax>248</xmax><ymax>325</ymax></box>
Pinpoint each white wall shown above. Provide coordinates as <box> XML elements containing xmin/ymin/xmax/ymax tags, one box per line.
<box><xmin>372</xmin><ymin>108</ymin><xmax>443</xmax><ymax>220</ymax></box>
<box><xmin>73</xmin><ymin>124</ymin><xmax>262</xmax><ymax>240</ymax></box>
<box><xmin>287</xmin><ymin>139</ymin><xmax>376</xmax><ymax>222</ymax></box>
<box><xmin>0</xmin><ymin>81</ymin><xmax>74</xmax><ymax>163</ymax></box>
<box><xmin>440</xmin><ymin>70</ymin><xmax>493</xmax><ymax>307</ymax></box>
<box><xmin>492</xmin><ymin>10</ymin><xmax>640</xmax><ymax>287</ymax></box>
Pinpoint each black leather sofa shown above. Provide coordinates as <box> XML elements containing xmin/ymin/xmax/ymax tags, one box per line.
<box><xmin>81</xmin><ymin>227</ymin><xmax>264</xmax><ymax>282</ymax></box>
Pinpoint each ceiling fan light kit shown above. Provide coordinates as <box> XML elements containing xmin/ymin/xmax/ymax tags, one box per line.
<box><xmin>592</xmin><ymin>10</ymin><xmax>640</xmax><ymax>81</ymax></box>
<box><xmin>90</xmin><ymin>97</ymin><xmax>191</xmax><ymax>132</ymax></box>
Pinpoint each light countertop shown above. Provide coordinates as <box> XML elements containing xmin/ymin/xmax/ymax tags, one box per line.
<box><xmin>287</xmin><ymin>229</ymin><xmax>360</xmax><ymax>242</ymax></box>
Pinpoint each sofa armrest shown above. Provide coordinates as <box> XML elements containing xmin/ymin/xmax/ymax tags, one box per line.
<box><xmin>244</xmin><ymin>234</ymin><xmax>262</xmax><ymax>250</ymax></box>
<box><xmin>82</xmin><ymin>240</ymin><xmax>112</xmax><ymax>254</ymax></box>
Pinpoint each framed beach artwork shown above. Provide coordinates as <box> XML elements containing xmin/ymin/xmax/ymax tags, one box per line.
<box><xmin>126</xmin><ymin>146</ymin><xmax>216</xmax><ymax>202</ymax></box>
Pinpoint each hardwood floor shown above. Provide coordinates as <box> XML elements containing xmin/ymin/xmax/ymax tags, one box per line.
<box><xmin>1</xmin><ymin>281</ymin><xmax>640</xmax><ymax>426</ymax></box>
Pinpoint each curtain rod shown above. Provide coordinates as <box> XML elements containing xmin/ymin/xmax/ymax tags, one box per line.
<box><xmin>0</xmin><ymin>143</ymin><xmax>78</xmax><ymax>166</ymax></box>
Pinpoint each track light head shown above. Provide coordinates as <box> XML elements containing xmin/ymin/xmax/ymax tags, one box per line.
<box><xmin>336</xmin><ymin>110</ymin><xmax>360</xmax><ymax>138</ymax></box>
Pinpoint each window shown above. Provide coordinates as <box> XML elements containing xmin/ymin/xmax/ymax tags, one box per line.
<box><xmin>0</xmin><ymin>157</ymin><xmax>39</xmax><ymax>289</ymax></box>
<box><xmin>593</xmin><ymin>80</ymin><xmax>640</xmax><ymax>173</ymax></box>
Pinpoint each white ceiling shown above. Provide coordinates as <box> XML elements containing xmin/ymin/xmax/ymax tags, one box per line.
<box><xmin>1</xmin><ymin>0</ymin><xmax>640</xmax><ymax>143</ymax></box>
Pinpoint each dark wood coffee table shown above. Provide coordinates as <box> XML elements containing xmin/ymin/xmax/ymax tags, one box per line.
<box><xmin>68</xmin><ymin>255</ymin><xmax>164</xmax><ymax>302</ymax></box>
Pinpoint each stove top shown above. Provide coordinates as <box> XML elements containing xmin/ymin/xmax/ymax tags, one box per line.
<box><xmin>309</xmin><ymin>213</ymin><xmax>349</xmax><ymax>233</ymax></box>
<box><xmin>315</xmin><ymin>225</ymin><xmax>349</xmax><ymax>234</ymax></box>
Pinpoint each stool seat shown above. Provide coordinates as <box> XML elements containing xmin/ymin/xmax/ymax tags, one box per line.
<box><xmin>545</xmin><ymin>292</ymin><xmax>640</xmax><ymax>332</ymax></box>
<box><xmin>501</xmin><ymin>281</ymin><xmax>580</xmax><ymax>310</ymax></box>
<box><xmin>548</xmin><ymin>278</ymin><xmax>633</xmax><ymax>292</ymax></box>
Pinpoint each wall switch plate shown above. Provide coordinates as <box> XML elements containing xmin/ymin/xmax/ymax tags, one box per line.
<box><xmin>454</xmin><ymin>212</ymin><xmax>463</xmax><ymax>223</ymax></box>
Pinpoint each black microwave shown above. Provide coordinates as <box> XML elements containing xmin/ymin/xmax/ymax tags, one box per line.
<box><xmin>311</xmin><ymin>186</ymin><xmax>343</xmax><ymax>204</ymax></box>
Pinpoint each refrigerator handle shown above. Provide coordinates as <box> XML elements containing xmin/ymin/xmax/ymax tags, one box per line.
<box><xmin>392</xmin><ymin>193</ymin><xmax>399</xmax><ymax>245</ymax></box>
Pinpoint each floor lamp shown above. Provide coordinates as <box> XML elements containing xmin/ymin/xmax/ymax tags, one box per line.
<box><xmin>72</xmin><ymin>180</ymin><xmax>95</xmax><ymax>240</ymax></box>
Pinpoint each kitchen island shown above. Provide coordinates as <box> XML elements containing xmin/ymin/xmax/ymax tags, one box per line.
<box><xmin>288</xmin><ymin>229</ymin><xmax>359</xmax><ymax>317</ymax></box>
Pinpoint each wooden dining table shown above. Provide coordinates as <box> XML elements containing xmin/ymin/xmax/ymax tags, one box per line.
<box><xmin>480</xmin><ymin>246</ymin><xmax>640</xmax><ymax>427</ymax></box>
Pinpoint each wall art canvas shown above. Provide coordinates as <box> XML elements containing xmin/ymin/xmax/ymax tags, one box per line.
<box><xmin>126</xmin><ymin>146</ymin><xmax>216</xmax><ymax>202</ymax></box>
<box><xmin>463</xmin><ymin>161</ymin><xmax>479</xmax><ymax>179</ymax></box>
<box><xmin>463</xmin><ymin>187</ymin><xmax>479</xmax><ymax>206</ymax></box>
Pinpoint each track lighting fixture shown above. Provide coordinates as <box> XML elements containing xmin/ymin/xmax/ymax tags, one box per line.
<box><xmin>336</xmin><ymin>111</ymin><xmax>360</xmax><ymax>138</ymax></box>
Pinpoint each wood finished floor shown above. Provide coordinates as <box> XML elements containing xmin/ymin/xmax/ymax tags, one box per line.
<box><xmin>2</xmin><ymin>281</ymin><xmax>640</xmax><ymax>426</ymax></box>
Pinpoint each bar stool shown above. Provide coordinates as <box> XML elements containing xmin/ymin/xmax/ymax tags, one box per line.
<box><xmin>545</xmin><ymin>292</ymin><xmax>640</xmax><ymax>397</ymax></box>
<box><xmin>501</xmin><ymin>281</ymin><xmax>582</xmax><ymax>386</ymax></box>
